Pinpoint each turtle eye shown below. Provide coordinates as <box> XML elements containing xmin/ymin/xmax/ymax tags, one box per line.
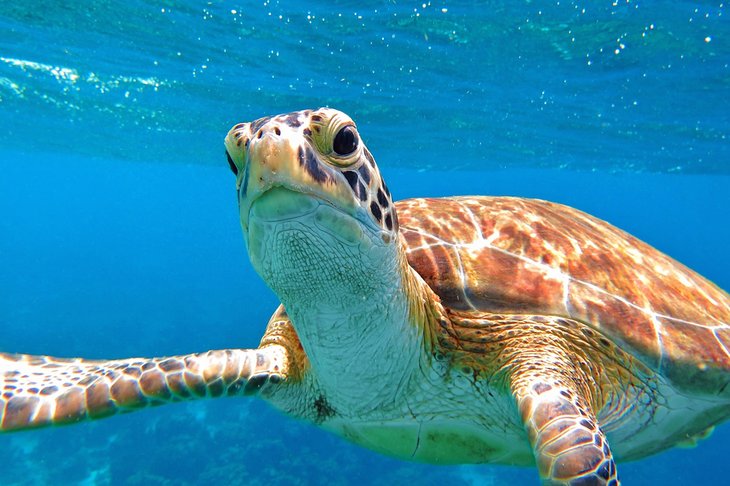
<box><xmin>333</xmin><ymin>125</ymin><xmax>358</xmax><ymax>156</ymax></box>
<box><xmin>226</xmin><ymin>150</ymin><xmax>238</xmax><ymax>176</ymax></box>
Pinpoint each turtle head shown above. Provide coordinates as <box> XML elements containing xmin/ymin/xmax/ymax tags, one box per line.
<box><xmin>224</xmin><ymin>109</ymin><xmax>400</xmax><ymax>308</ymax></box>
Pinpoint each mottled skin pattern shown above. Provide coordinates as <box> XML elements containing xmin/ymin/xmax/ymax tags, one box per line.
<box><xmin>2</xmin><ymin>109</ymin><xmax>729</xmax><ymax>486</ymax></box>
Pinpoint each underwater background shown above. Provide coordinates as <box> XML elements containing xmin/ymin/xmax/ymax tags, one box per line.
<box><xmin>0</xmin><ymin>1</ymin><xmax>728</xmax><ymax>484</ymax></box>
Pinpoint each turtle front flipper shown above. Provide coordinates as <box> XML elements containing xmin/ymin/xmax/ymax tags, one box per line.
<box><xmin>445</xmin><ymin>311</ymin><xmax>625</xmax><ymax>484</ymax></box>
<box><xmin>504</xmin><ymin>323</ymin><xmax>620</xmax><ymax>485</ymax></box>
<box><xmin>0</xmin><ymin>347</ymin><xmax>288</xmax><ymax>432</ymax></box>
<box><xmin>511</xmin><ymin>373</ymin><xmax>618</xmax><ymax>485</ymax></box>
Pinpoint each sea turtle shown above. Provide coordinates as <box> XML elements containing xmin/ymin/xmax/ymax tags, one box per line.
<box><xmin>1</xmin><ymin>109</ymin><xmax>729</xmax><ymax>485</ymax></box>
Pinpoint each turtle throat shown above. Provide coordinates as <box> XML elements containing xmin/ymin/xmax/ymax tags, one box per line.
<box><xmin>247</xmin><ymin>191</ymin><xmax>437</xmax><ymax>406</ymax></box>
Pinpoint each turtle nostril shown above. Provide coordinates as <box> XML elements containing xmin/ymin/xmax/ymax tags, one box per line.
<box><xmin>273</xmin><ymin>126</ymin><xmax>281</xmax><ymax>136</ymax></box>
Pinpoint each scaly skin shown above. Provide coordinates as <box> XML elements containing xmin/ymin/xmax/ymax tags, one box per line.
<box><xmin>0</xmin><ymin>310</ymin><xmax>303</xmax><ymax>431</ymax></box>
<box><xmin>0</xmin><ymin>348</ymin><xmax>286</xmax><ymax>430</ymax></box>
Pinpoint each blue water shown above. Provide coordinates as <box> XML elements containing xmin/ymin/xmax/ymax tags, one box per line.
<box><xmin>1</xmin><ymin>1</ymin><xmax>729</xmax><ymax>485</ymax></box>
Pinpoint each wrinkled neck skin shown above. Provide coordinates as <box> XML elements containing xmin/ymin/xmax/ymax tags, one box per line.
<box><xmin>247</xmin><ymin>200</ymin><xmax>435</xmax><ymax>413</ymax></box>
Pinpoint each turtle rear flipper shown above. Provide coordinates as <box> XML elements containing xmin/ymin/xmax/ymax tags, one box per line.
<box><xmin>0</xmin><ymin>347</ymin><xmax>287</xmax><ymax>432</ymax></box>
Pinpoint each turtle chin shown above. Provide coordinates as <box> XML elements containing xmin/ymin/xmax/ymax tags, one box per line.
<box><xmin>245</xmin><ymin>186</ymin><xmax>392</xmax><ymax>306</ymax></box>
<box><xmin>247</xmin><ymin>186</ymin><xmax>320</xmax><ymax>223</ymax></box>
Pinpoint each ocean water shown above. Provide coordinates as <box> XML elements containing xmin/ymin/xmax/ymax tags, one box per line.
<box><xmin>1</xmin><ymin>1</ymin><xmax>728</xmax><ymax>485</ymax></box>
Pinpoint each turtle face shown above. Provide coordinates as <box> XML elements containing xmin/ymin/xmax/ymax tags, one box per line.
<box><xmin>224</xmin><ymin>109</ymin><xmax>400</xmax><ymax>304</ymax></box>
<box><xmin>225</xmin><ymin>108</ymin><xmax>397</xmax><ymax>240</ymax></box>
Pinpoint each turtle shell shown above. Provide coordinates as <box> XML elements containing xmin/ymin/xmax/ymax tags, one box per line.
<box><xmin>398</xmin><ymin>196</ymin><xmax>730</xmax><ymax>394</ymax></box>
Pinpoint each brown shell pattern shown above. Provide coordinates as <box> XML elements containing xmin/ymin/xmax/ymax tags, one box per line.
<box><xmin>398</xmin><ymin>196</ymin><xmax>730</xmax><ymax>392</ymax></box>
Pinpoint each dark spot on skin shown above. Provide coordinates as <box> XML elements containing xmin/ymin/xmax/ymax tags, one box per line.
<box><xmin>283</xmin><ymin>113</ymin><xmax>302</xmax><ymax>128</ymax></box>
<box><xmin>580</xmin><ymin>419</ymin><xmax>595</xmax><ymax>430</ymax></box>
<box><xmin>310</xmin><ymin>114</ymin><xmax>322</xmax><ymax>122</ymax></box>
<box><xmin>249</xmin><ymin>116</ymin><xmax>271</xmax><ymax>134</ymax></box>
<box><xmin>560</xmin><ymin>390</ymin><xmax>571</xmax><ymax>398</ymax></box>
<box><xmin>363</xmin><ymin>147</ymin><xmax>376</xmax><ymax>167</ymax></box>
<box><xmin>599</xmin><ymin>338</ymin><xmax>611</xmax><ymax>347</ymax></box>
<box><xmin>314</xmin><ymin>394</ymin><xmax>336</xmax><ymax>422</ymax></box>
<box><xmin>377</xmin><ymin>188</ymin><xmax>389</xmax><ymax>208</ymax></box>
<box><xmin>303</xmin><ymin>128</ymin><xmax>312</xmax><ymax>137</ymax></box>
<box><xmin>356</xmin><ymin>181</ymin><xmax>367</xmax><ymax>202</ymax></box>
<box><xmin>357</xmin><ymin>164</ymin><xmax>371</xmax><ymax>184</ymax></box>
<box><xmin>298</xmin><ymin>146</ymin><xmax>329</xmax><ymax>183</ymax></box>
<box><xmin>233</xmin><ymin>123</ymin><xmax>245</xmax><ymax>131</ymax></box>
<box><xmin>343</xmin><ymin>170</ymin><xmax>358</xmax><ymax>190</ymax></box>
<box><xmin>533</xmin><ymin>383</ymin><xmax>551</xmax><ymax>394</ymax></box>
<box><xmin>370</xmin><ymin>202</ymin><xmax>382</xmax><ymax>222</ymax></box>
<box><xmin>385</xmin><ymin>213</ymin><xmax>393</xmax><ymax>231</ymax></box>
